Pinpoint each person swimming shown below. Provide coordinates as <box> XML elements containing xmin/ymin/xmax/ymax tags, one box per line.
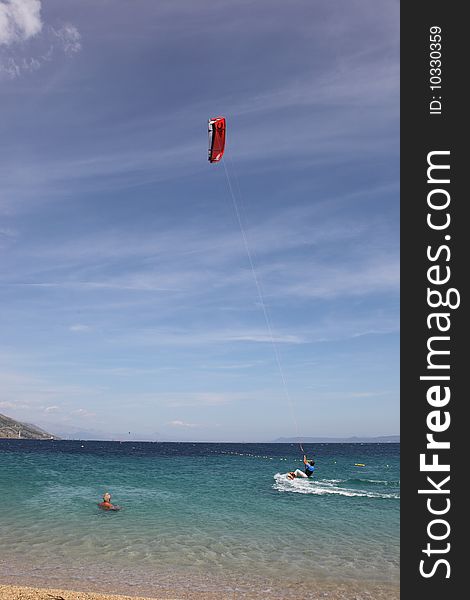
<box><xmin>98</xmin><ymin>492</ymin><xmax>120</xmax><ymax>510</ymax></box>
<box><xmin>287</xmin><ymin>455</ymin><xmax>315</xmax><ymax>480</ymax></box>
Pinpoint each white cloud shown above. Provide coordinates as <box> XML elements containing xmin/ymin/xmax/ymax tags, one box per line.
<box><xmin>1</xmin><ymin>2</ymin><xmax>81</xmax><ymax>79</ymax></box>
<box><xmin>169</xmin><ymin>420</ymin><xmax>198</xmax><ymax>428</ymax></box>
<box><xmin>69</xmin><ymin>324</ymin><xmax>91</xmax><ymax>332</ymax></box>
<box><xmin>0</xmin><ymin>0</ymin><xmax>42</xmax><ymax>46</ymax></box>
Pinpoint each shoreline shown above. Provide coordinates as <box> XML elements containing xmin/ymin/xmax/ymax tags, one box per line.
<box><xmin>0</xmin><ymin>586</ymin><xmax>153</xmax><ymax>600</ymax></box>
<box><xmin>0</xmin><ymin>585</ymin><xmax>239</xmax><ymax>600</ymax></box>
<box><xmin>0</xmin><ymin>582</ymin><xmax>400</xmax><ymax>600</ymax></box>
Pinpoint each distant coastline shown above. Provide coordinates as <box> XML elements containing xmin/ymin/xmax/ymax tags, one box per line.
<box><xmin>273</xmin><ymin>435</ymin><xmax>400</xmax><ymax>443</ymax></box>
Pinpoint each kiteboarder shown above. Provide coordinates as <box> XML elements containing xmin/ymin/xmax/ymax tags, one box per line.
<box><xmin>287</xmin><ymin>455</ymin><xmax>315</xmax><ymax>480</ymax></box>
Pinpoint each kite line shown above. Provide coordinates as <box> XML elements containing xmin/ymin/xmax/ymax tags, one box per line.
<box><xmin>222</xmin><ymin>157</ymin><xmax>304</xmax><ymax>451</ymax></box>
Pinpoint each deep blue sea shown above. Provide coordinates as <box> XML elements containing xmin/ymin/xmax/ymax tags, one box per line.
<box><xmin>0</xmin><ymin>441</ymin><xmax>399</xmax><ymax>599</ymax></box>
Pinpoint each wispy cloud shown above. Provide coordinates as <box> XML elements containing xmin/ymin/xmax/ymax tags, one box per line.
<box><xmin>275</xmin><ymin>256</ymin><xmax>399</xmax><ymax>300</ymax></box>
<box><xmin>51</xmin><ymin>23</ymin><xmax>81</xmax><ymax>55</ymax></box>
<box><xmin>72</xmin><ymin>407</ymin><xmax>96</xmax><ymax>418</ymax></box>
<box><xmin>0</xmin><ymin>400</ymin><xmax>16</xmax><ymax>410</ymax></box>
<box><xmin>1</xmin><ymin>185</ymin><xmax>398</xmax><ymax>303</ymax></box>
<box><xmin>348</xmin><ymin>391</ymin><xmax>392</xmax><ymax>398</ymax></box>
<box><xmin>0</xmin><ymin>368</ymin><xmax>105</xmax><ymax>410</ymax></box>
<box><xmin>69</xmin><ymin>324</ymin><xmax>92</xmax><ymax>332</ymax></box>
<box><xmin>163</xmin><ymin>392</ymin><xmax>239</xmax><ymax>408</ymax></box>
<box><xmin>169</xmin><ymin>420</ymin><xmax>198</xmax><ymax>428</ymax></box>
<box><xmin>102</xmin><ymin>327</ymin><xmax>305</xmax><ymax>349</ymax></box>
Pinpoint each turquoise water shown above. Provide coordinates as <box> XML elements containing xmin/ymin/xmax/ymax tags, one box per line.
<box><xmin>0</xmin><ymin>441</ymin><xmax>399</xmax><ymax>599</ymax></box>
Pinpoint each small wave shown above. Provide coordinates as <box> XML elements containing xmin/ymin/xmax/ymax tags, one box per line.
<box><xmin>312</xmin><ymin>477</ymin><xmax>400</xmax><ymax>489</ymax></box>
<box><xmin>273</xmin><ymin>473</ymin><xmax>399</xmax><ymax>499</ymax></box>
<box><xmin>344</xmin><ymin>477</ymin><xmax>400</xmax><ymax>487</ymax></box>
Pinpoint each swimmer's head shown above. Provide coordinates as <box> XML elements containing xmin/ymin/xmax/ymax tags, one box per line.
<box><xmin>103</xmin><ymin>492</ymin><xmax>111</xmax><ymax>501</ymax></box>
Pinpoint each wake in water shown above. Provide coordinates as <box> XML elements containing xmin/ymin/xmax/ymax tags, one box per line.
<box><xmin>273</xmin><ymin>473</ymin><xmax>400</xmax><ymax>499</ymax></box>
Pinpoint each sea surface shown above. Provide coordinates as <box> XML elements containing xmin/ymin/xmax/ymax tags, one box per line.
<box><xmin>0</xmin><ymin>441</ymin><xmax>399</xmax><ymax>599</ymax></box>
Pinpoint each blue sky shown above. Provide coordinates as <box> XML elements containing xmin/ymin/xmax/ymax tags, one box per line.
<box><xmin>0</xmin><ymin>0</ymin><xmax>399</xmax><ymax>441</ymax></box>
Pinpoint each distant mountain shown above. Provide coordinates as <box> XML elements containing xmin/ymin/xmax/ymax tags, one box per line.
<box><xmin>0</xmin><ymin>413</ymin><xmax>60</xmax><ymax>440</ymax></box>
<box><xmin>51</xmin><ymin>425</ymin><xmax>162</xmax><ymax>441</ymax></box>
<box><xmin>50</xmin><ymin>426</ymin><xmax>117</xmax><ymax>441</ymax></box>
<box><xmin>273</xmin><ymin>435</ymin><xmax>400</xmax><ymax>443</ymax></box>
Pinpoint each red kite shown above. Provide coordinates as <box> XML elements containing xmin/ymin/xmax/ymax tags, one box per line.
<box><xmin>208</xmin><ymin>117</ymin><xmax>226</xmax><ymax>163</ymax></box>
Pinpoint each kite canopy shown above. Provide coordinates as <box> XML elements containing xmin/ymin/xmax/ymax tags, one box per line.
<box><xmin>208</xmin><ymin>117</ymin><xmax>226</xmax><ymax>163</ymax></box>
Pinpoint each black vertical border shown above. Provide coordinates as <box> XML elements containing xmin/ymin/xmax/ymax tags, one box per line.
<box><xmin>401</xmin><ymin>2</ymin><xmax>464</xmax><ymax>599</ymax></box>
